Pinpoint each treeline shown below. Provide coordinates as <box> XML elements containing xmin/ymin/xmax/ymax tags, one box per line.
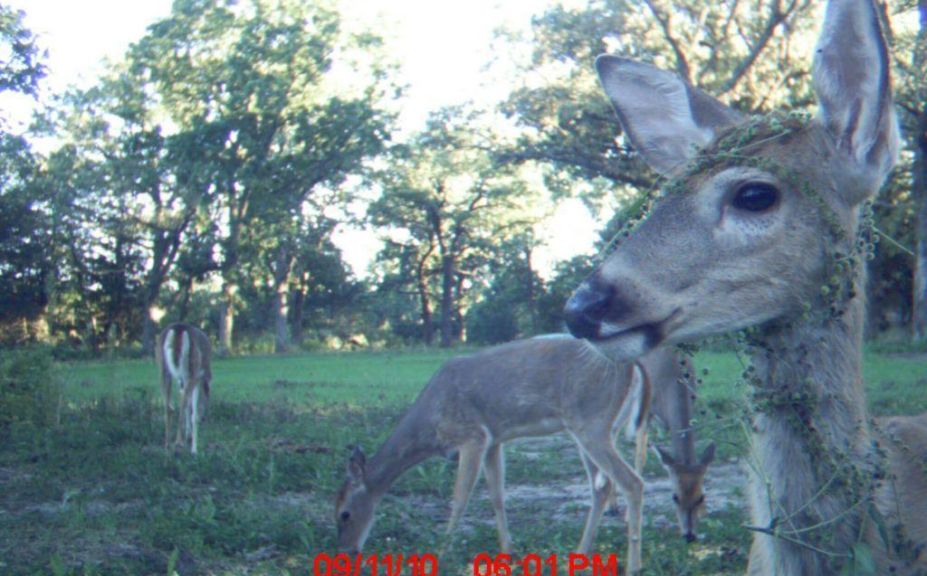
<box><xmin>0</xmin><ymin>0</ymin><xmax>924</xmax><ymax>357</ymax></box>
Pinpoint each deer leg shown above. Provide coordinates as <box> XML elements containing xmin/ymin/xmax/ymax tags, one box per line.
<box><xmin>446</xmin><ymin>436</ymin><xmax>489</xmax><ymax>538</ymax></box>
<box><xmin>605</xmin><ymin>483</ymin><xmax>620</xmax><ymax>516</ymax></box>
<box><xmin>576</xmin><ymin>449</ymin><xmax>613</xmax><ymax>554</ymax></box>
<box><xmin>572</xmin><ymin>430</ymin><xmax>644</xmax><ymax>575</ymax></box>
<box><xmin>605</xmin><ymin>426</ymin><xmax>621</xmax><ymax>514</ymax></box>
<box><xmin>634</xmin><ymin>424</ymin><xmax>648</xmax><ymax>475</ymax></box>
<box><xmin>190</xmin><ymin>383</ymin><xmax>200</xmax><ymax>455</ymax></box>
<box><xmin>483</xmin><ymin>443</ymin><xmax>513</xmax><ymax>553</ymax></box>
<box><xmin>176</xmin><ymin>380</ymin><xmax>191</xmax><ymax>449</ymax></box>
<box><xmin>605</xmin><ymin>423</ymin><xmax>647</xmax><ymax>516</ymax></box>
<box><xmin>162</xmin><ymin>373</ymin><xmax>173</xmax><ymax>450</ymax></box>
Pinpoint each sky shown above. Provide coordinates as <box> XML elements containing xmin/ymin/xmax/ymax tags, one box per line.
<box><xmin>3</xmin><ymin>0</ymin><xmax>600</xmax><ymax>277</ymax></box>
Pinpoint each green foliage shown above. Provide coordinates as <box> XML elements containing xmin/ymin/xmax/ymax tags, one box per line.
<box><xmin>498</xmin><ymin>0</ymin><xmax>816</xmax><ymax>191</ymax></box>
<box><xmin>535</xmin><ymin>256</ymin><xmax>596</xmax><ymax>334</ymax></box>
<box><xmin>370</xmin><ymin>108</ymin><xmax>541</xmax><ymax>347</ymax></box>
<box><xmin>0</xmin><ymin>135</ymin><xmax>51</xmax><ymax>344</ymax></box>
<box><xmin>29</xmin><ymin>0</ymin><xmax>395</xmax><ymax>354</ymax></box>
<box><xmin>466</xmin><ymin>299</ymin><xmax>520</xmax><ymax>345</ymax></box>
<box><xmin>0</xmin><ymin>346</ymin><xmax>58</xmax><ymax>435</ymax></box>
<box><xmin>0</xmin><ymin>0</ymin><xmax>921</xmax><ymax>352</ymax></box>
<box><xmin>0</xmin><ymin>4</ymin><xmax>46</xmax><ymax>96</ymax></box>
<box><xmin>466</xmin><ymin>238</ymin><xmax>544</xmax><ymax>344</ymax></box>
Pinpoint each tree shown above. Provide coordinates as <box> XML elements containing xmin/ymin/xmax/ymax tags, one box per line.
<box><xmin>891</xmin><ymin>0</ymin><xmax>927</xmax><ymax>338</ymax></box>
<box><xmin>497</xmin><ymin>0</ymin><xmax>817</xmax><ymax>210</ymax></box>
<box><xmin>0</xmin><ymin>135</ymin><xmax>49</xmax><ymax>343</ymax></box>
<box><xmin>495</xmin><ymin>0</ymin><xmax>927</xmax><ymax>343</ymax></box>
<box><xmin>465</xmin><ymin>234</ymin><xmax>544</xmax><ymax>344</ymax></box>
<box><xmin>0</xmin><ymin>5</ymin><xmax>47</xmax><ymax>344</ymax></box>
<box><xmin>86</xmin><ymin>0</ymin><xmax>393</xmax><ymax>354</ymax></box>
<box><xmin>370</xmin><ymin>108</ymin><xmax>539</xmax><ymax>347</ymax></box>
<box><xmin>0</xmin><ymin>5</ymin><xmax>45</xmax><ymax>97</ymax></box>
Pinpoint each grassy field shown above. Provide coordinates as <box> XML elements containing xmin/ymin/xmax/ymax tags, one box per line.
<box><xmin>0</xmin><ymin>346</ymin><xmax>924</xmax><ymax>575</ymax></box>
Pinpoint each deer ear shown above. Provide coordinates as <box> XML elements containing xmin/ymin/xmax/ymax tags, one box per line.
<box><xmin>812</xmin><ymin>0</ymin><xmax>899</xmax><ymax>198</ymax></box>
<box><xmin>347</xmin><ymin>446</ymin><xmax>367</xmax><ymax>483</ymax></box>
<box><xmin>655</xmin><ymin>444</ymin><xmax>675</xmax><ymax>466</ymax></box>
<box><xmin>595</xmin><ymin>56</ymin><xmax>743</xmax><ymax>176</ymax></box>
<box><xmin>700</xmin><ymin>442</ymin><xmax>717</xmax><ymax>466</ymax></box>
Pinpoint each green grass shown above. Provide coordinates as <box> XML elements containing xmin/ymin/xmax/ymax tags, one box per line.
<box><xmin>61</xmin><ymin>348</ymin><xmax>463</xmax><ymax>406</ymax></box>
<box><xmin>0</xmin><ymin>346</ymin><xmax>924</xmax><ymax>575</ymax></box>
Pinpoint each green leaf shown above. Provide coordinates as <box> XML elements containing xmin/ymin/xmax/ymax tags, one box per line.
<box><xmin>841</xmin><ymin>543</ymin><xmax>876</xmax><ymax>576</ymax></box>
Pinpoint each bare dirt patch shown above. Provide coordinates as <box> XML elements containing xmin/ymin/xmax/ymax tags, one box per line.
<box><xmin>395</xmin><ymin>435</ymin><xmax>748</xmax><ymax>537</ymax></box>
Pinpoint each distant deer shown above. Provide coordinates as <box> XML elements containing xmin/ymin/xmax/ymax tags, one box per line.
<box><xmin>335</xmin><ymin>335</ymin><xmax>648</xmax><ymax>571</ymax></box>
<box><xmin>157</xmin><ymin>323</ymin><xmax>211</xmax><ymax>455</ymax></box>
<box><xmin>603</xmin><ymin>348</ymin><xmax>715</xmax><ymax>544</ymax></box>
<box><xmin>564</xmin><ymin>0</ymin><xmax>926</xmax><ymax>572</ymax></box>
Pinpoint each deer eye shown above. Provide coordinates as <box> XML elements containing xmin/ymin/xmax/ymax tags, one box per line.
<box><xmin>340</xmin><ymin>511</ymin><xmax>351</xmax><ymax>522</ymax></box>
<box><xmin>731</xmin><ymin>183</ymin><xmax>779</xmax><ymax>212</ymax></box>
<box><xmin>672</xmin><ymin>494</ymin><xmax>679</xmax><ymax>503</ymax></box>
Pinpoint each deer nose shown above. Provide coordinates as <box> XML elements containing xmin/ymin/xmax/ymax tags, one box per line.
<box><xmin>564</xmin><ymin>279</ymin><xmax>613</xmax><ymax>339</ymax></box>
<box><xmin>685</xmin><ymin>532</ymin><xmax>697</xmax><ymax>544</ymax></box>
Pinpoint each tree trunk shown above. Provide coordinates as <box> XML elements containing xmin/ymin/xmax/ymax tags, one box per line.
<box><xmin>913</xmin><ymin>108</ymin><xmax>927</xmax><ymax>339</ymax></box>
<box><xmin>525</xmin><ymin>245</ymin><xmax>538</xmax><ymax>334</ymax></box>
<box><xmin>272</xmin><ymin>245</ymin><xmax>293</xmax><ymax>354</ymax></box>
<box><xmin>453</xmin><ymin>274</ymin><xmax>465</xmax><ymax>343</ymax></box>
<box><xmin>140</xmin><ymin>220</ymin><xmax>184</xmax><ymax>356</ymax></box>
<box><xmin>178</xmin><ymin>277</ymin><xmax>193</xmax><ymax>320</ymax></box>
<box><xmin>416</xmin><ymin>268</ymin><xmax>434</xmax><ymax>345</ymax></box>
<box><xmin>142</xmin><ymin>312</ymin><xmax>158</xmax><ymax>357</ymax></box>
<box><xmin>219</xmin><ymin>183</ymin><xmax>242</xmax><ymax>357</ymax></box>
<box><xmin>105</xmin><ymin>322</ymin><xmax>117</xmax><ymax>361</ymax></box>
<box><xmin>440</xmin><ymin>254</ymin><xmax>455</xmax><ymax>348</ymax></box>
<box><xmin>218</xmin><ymin>280</ymin><xmax>235</xmax><ymax>356</ymax></box>
<box><xmin>273</xmin><ymin>287</ymin><xmax>289</xmax><ymax>353</ymax></box>
<box><xmin>912</xmin><ymin>5</ymin><xmax>927</xmax><ymax>340</ymax></box>
<box><xmin>290</xmin><ymin>277</ymin><xmax>306</xmax><ymax>348</ymax></box>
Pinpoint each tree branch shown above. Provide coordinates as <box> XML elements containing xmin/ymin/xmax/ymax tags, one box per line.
<box><xmin>718</xmin><ymin>0</ymin><xmax>807</xmax><ymax>96</ymax></box>
<box><xmin>642</xmin><ymin>0</ymin><xmax>692</xmax><ymax>82</ymax></box>
<box><xmin>497</xmin><ymin>147</ymin><xmax>655</xmax><ymax>190</ymax></box>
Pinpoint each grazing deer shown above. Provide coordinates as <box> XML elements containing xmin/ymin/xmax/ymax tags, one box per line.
<box><xmin>335</xmin><ymin>335</ymin><xmax>648</xmax><ymax>571</ymax></box>
<box><xmin>564</xmin><ymin>0</ymin><xmax>927</xmax><ymax>572</ymax></box>
<box><xmin>603</xmin><ymin>348</ymin><xmax>716</xmax><ymax>544</ymax></box>
<box><xmin>157</xmin><ymin>323</ymin><xmax>211</xmax><ymax>455</ymax></box>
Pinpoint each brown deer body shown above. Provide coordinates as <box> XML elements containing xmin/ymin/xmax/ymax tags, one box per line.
<box><xmin>157</xmin><ymin>323</ymin><xmax>211</xmax><ymax>455</ymax></box>
<box><xmin>562</xmin><ymin>0</ymin><xmax>926</xmax><ymax>572</ymax></box>
<box><xmin>335</xmin><ymin>335</ymin><xmax>647</xmax><ymax>569</ymax></box>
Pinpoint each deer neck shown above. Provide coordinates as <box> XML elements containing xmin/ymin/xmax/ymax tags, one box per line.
<box><xmin>668</xmin><ymin>364</ymin><xmax>697</xmax><ymax>466</ymax></box>
<box><xmin>365</xmin><ymin>410</ymin><xmax>443</xmax><ymax>498</ymax></box>
<box><xmin>747</xmin><ymin>263</ymin><xmax>876</xmax><ymax>570</ymax></box>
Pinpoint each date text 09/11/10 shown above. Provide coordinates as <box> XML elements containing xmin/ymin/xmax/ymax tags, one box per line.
<box><xmin>312</xmin><ymin>553</ymin><xmax>620</xmax><ymax>576</ymax></box>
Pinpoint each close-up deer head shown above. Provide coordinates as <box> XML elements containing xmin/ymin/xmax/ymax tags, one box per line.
<box><xmin>564</xmin><ymin>1</ymin><xmax>898</xmax><ymax>363</ymax></box>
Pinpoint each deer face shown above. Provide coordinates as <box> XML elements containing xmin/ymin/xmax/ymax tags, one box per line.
<box><xmin>566</xmin><ymin>19</ymin><xmax>898</xmax><ymax>360</ymax></box>
<box><xmin>334</xmin><ymin>448</ymin><xmax>377</xmax><ymax>552</ymax></box>
<box><xmin>658</xmin><ymin>443</ymin><xmax>716</xmax><ymax>542</ymax></box>
<box><xmin>567</xmin><ymin>122</ymin><xmax>852</xmax><ymax>360</ymax></box>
